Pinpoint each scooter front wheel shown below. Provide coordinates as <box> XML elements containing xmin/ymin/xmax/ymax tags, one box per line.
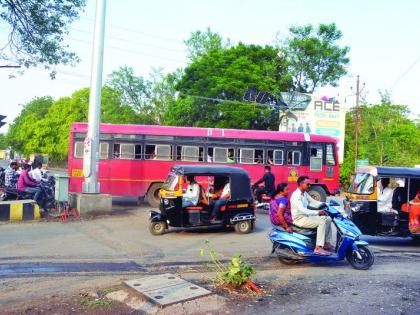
<box><xmin>346</xmin><ymin>245</ymin><xmax>374</xmax><ymax>270</ymax></box>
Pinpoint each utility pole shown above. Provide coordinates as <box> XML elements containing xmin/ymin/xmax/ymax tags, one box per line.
<box><xmin>354</xmin><ymin>75</ymin><xmax>360</xmax><ymax>171</ymax></box>
<box><xmin>82</xmin><ymin>0</ymin><xmax>107</xmax><ymax>193</ymax></box>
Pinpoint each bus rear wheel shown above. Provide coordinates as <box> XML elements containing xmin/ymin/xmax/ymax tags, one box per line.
<box><xmin>147</xmin><ymin>183</ymin><xmax>163</xmax><ymax>208</ymax></box>
<box><xmin>308</xmin><ymin>186</ymin><xmax>327</xmax><ymax>202</ymax></box>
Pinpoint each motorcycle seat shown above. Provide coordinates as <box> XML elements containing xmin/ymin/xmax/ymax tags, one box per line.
<box><xmin>272</xmin><ymin>224</ymin><xmax>317</xmax><ymax>237</ymax></box>
<box><xmin>291</xmin><ymin>225</ymin><xmax>317</xmax><ymax>237</ymax></box>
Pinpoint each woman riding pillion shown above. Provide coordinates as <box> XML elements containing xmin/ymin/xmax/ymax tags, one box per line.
<box><xmin>269</xmin><ymin>183</ymin><xmax>293</xmax><ymax>233</ymax></box>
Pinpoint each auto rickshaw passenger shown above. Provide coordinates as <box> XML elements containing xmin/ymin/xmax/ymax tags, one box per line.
<box><xmin>377</xmin><ymin>178</ymin><xmax>395</xmax><ymax>213</ymax></box>
<box><xmin>211</xmin><ymin>180</ymin><xmax>230</xmax><ymax>223</ymax></box>
<box><xmin>182</xmin><ymin>176</ymin><xmax>201</xmax><ymax>208</ymax></box>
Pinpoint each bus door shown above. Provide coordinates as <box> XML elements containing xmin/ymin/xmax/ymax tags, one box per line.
<box><xmin>98</xmin><ymin>141</ymin><xmax>111</xmax><ymax>192</ymax></box>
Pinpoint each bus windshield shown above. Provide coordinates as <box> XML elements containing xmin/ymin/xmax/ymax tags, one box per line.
<box><xmin>163</xmin><ymin>174</ymin><xmax>179</xmax><ymax>191</ymax></box>
<box><xmin>347</xmin><ymin>173</ymin><xmax>374</xmax><ymax>195</ymax></box>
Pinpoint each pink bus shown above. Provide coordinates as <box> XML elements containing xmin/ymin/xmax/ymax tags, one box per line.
<box><xmin>68</xmin><ymin>123</ymin><xmax>340</xmax><ymax>206</ymax></box>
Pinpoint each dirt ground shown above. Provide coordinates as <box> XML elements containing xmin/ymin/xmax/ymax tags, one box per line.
<box><xmin>1</xmin><ymin>255</ymin><xmax>419</xmax><ymax>315</ymax></box>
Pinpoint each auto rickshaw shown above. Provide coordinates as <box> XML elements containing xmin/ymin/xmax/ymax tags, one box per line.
<box><xmin>149</xmin><ymin>165</ymin><xmax>256</xmax><ymax>235</ymax></box>
<box><xmin>345</xmin><ymin>166</ymin><xmax>420</xmax><ymax>240</ymax></box>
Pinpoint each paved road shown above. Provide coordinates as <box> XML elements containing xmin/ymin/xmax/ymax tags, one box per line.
<box><xmin>1</xmin><ymin>203</ymin><xmax>419</xmax><ymax>313</ymax></box>
<box><xmin>1</xmin><ymin>203</ymin><xmax>419</xmax><ymax>266</ymax></box>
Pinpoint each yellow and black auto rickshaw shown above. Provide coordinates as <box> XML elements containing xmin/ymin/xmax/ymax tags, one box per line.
<box><xmin>149</xmin><ymin>165</ymin><xmax>256</xmax><ymax>235</ymax></box>
<box><xmin>346</xmin><ymin>166</ymin><xmax>420</xmax><ymax>240</ymax></box>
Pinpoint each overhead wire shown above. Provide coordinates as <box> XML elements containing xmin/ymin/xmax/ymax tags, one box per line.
<box><xmin>390</xmin><ymin>55</ymin><xmax>420</xmax><ymax>90</ymax></box>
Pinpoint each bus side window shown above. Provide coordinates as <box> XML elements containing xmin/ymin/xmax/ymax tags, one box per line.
<box><xmin>273</xmin><ymin>150</ymin><xmax>284</xmax><ymax>165</ymax></box>
<box><xmin>213</xmin><ymin>147</ymin><xmax>228</xmax><ymax>163</ymax></box>
<box><xmin>145</xmin><ymin>145</ymin><xmax>156</xmax><ymax>160</ymax></box>
<box><xmin>239</xmin><ymin>148</ymin><xmax>254</xmax><ymax>164</ymax></box>
<box><xmin>74</xmin><ymin>141</ymin><xmax>84</xmax><ymax>158</ymax></box>
<box><xmin>99</xmin><ymin>142</ymin><xmax>109</xmax><ymax>159</ymax></box>
<box><xmin>310</xmin><ymin>145</ymin><xmax>323</xmax><ymax>171</ymax></box>
<box><xmin>181</xmin><ymin>145</ymin><xmax>200</xmax><ymax>162</ymax></box>
<box><xmin>254</xmin><ymin>149</ymin><xmax>264</xmax><ymax>164</ymax></box>
<box><xmin>326</xmin><ymin>143</ymin><xmax>336</xmax><ymax>165</ymax></box>
<box><xmin>207</xmin><ymin>147</ymin><xmax>214</xmax><ymax>162</ymax></box>
<box><xmin>155</xmin><ymin>144</ymin><xmax>172</xmax><ymax>161</ymax></box>
<box><xmin>287</xmin><ymin>150</ymin><xmax>301</xmax><ymax>166</ymax></box>
<box><xmin>135</xmin><ymin>144</ymin><xmax>142</xmax><ymax>159</ymax></box>
<box><xmin>113</xmin><ymin>144</ymin><xmax>120</xmax><ymax>158</ymax></box>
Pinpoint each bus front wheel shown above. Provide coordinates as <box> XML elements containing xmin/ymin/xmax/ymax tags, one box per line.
<box><xmin>308</xmin><ymin>186</ymin><xmax>327</xmax><ymax>202</ymax></box>
<box><xmin>147</xmin><ymin>183</ymin><xmax>163</xmax><ymax>208</ymax></box>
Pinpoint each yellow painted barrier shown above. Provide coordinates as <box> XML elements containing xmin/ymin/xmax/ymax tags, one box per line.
<box><xmin>0</xmin><ymin>200</ymin><xmax>40</xmax><ymax>221</ymax></box>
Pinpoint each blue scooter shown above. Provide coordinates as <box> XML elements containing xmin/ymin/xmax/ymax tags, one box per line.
<box><xmin>269</xmin><ymin>200</ymin><xmax>374</xmax><ymax>270</ymax></box>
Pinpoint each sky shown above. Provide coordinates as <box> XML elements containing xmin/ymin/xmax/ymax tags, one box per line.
<box><xmin>1</xmin><ymin>0</ymin><xmax>420</xmax><ymax>130</ymax></box>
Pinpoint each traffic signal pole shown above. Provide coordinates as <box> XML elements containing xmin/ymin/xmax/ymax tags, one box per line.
<box><xmin>82</xmin><ymin>0</ymin><xmax>107</xmax><ymax>193</ymax></box>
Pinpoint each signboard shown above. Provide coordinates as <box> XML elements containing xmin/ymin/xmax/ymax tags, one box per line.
<box><xmin>356</xmin><ymin>159</ymin><xmax>370</xmax><ymax>171</ymax></box>
<box><xmin>279</xmin><ymin>95</ymin><xmax>347</xmax><ymax>163</ymax></box>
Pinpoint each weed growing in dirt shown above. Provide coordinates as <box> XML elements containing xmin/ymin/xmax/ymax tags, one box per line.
<box><xmin>200</xmin><ymin>240</ymin><xmax>256</xmax><ymax>286</ymax></box>
<box><xmin>80</xmin><ymin>295</ymin><xmax>112</xmax><ymax>310</ymax></box>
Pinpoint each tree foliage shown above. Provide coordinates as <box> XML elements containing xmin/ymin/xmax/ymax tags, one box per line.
<box><xmin>340</xmin><ymin>103</ymin><xmax>420</xmax><ymax>185</ymax></box>
<box><xmin>282</xmin><ymin>23</ymin><xmax>350</xmax><ymax>93</ymax></box>
<box><xmin>0</xmin><ymin>0</ymin><xmax>86</xmax><ymax>71</ymax></box>
<box><xmin>6</xmin><ymin>87</ymin><xmax>139</xmax><ymax>160</ymax></box>
<box><xmin>184</xmin><ymin>27</ymin><xmax>228</xmax><ymax>61</ymax></box>
<box><xmin>0</xmin><ymin>133</ymin><xmax>6</xmax><ymax>149</ymax></box>
<box><xmin>174</xmin><ymin>43</ymin><xmax>292</xmax><ymax>129</ymax></box>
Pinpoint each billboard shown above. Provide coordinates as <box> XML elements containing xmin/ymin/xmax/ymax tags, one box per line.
<box><xmin>279</xmin><ymin>95</ymin><xmax>346</xmax><ymax>163</ymax></box>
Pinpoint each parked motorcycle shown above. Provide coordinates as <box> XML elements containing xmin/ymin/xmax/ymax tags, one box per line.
<box><xmin>269</xmin><ymin>200</ymin><xmax>375</xmax><ymax>270</ymax></box>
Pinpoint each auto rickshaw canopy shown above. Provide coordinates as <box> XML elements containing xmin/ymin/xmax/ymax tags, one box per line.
<box><xmin>357</xmin><ymin>166</ymin><xmax>420</xmax><ymax>179</ymax></box>
<box><xmin>170</xmin><ymin>165</ymin><xmax>253</xmax><ymax>200</ymax></box>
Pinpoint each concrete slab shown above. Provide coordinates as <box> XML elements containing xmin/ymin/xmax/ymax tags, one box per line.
<box><xmin>69</xmin><ymin>193</ymin><xmax>112</xmax><ymax>217</ymax></box>
<box><xmin>124</xmin><ymin>273</ymin><xmax>212</xmax><ymax>307</ymax></box>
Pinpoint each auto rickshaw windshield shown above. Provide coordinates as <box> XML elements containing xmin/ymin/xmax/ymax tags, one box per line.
<box><xmin>348</xmin><ymin>173</ymin><xmax>374</xmax><ymax>194</ymax></box>
<box><xmin>162</xmin><ymin>174</ymin><xmax>179</xmax><ymax>191</ymax></box>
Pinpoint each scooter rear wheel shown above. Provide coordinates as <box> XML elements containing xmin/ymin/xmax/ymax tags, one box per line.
<box><xmin>346</xmin><ymin>245</ymin><xmax>374</xmax><ymax>270</ymax></box>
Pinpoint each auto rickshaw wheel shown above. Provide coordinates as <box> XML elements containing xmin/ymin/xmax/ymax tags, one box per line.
<box><xmin>234</xmin><ymin>220</ymin><xmax>252</xmax><ymax>234</ymax></box>
<box><xmin>149</xmin><ymin>221</ymin><xmax>166</xmax><ymax>235</ymax></box>
<box><xmin>147</xmin><ymin>183</ymin><xmax>163</xmax><ymax>208</ymax></box>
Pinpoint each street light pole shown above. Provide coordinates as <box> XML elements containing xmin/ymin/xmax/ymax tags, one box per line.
<box><xmin>354</xmin><ymin>75</ymin><xmax>360</xmax><ymax>171</ymax></box>
<box><xmin>82</xmin><ymin>0</ymin><xmax>107</xmax><ymax>193</ymax></box>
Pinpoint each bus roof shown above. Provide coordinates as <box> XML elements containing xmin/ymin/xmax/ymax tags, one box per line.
<box><xmin>71</xmin><ymin>122</ymin><xmax>337</xmax><ymax>143</ymax></box>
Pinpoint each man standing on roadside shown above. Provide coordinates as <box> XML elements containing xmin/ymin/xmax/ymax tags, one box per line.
<box><xmin>290</xmin><ymin>176</ymin><xmax>334</xmax><ymax>256</ymax></box>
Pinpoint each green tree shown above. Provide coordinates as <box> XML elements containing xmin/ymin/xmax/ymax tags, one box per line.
<box><xmin>6</xmin><ymin>87</ymin><xmax>139</xmax><ymax>161</ymax></box>
<box><xmin>0</xmin><ymin>0</ymin><xmax>86</xmax><ymax>72</ymax></box>
<box><xmin>0</xmin><ymin>133</ymin><xmax>6</xmax><ymax>149</ymax></box>
<box><xmin>184</xmin><ymin>27</ymin><xmax>228</xmax><ymax>61</ymax></box>
<box><xmin>107</xmin><ymin>66</ymin><xmax>152</xmax><ymax>116</ymax></box>
<box><xmin>341</xmin><ymin>103</ymin><xmax>420</xmax><ymax>185</ymax></box>
<box><xmin>148</xmin><ymin>68</ymin><xmax>182</xmax><ymax>124</ymax></box>
<box><xmin>281</xmin><ymin>23</ymin><xmax>350</xmax><ymax>92</ymax></box>
<box><xmin>174</xmin><ymin>43</ymin><xmax>292</xmax><ymax>129</ymax></box>
<box><xmin>6</xmin><ymin>96</ymin><xmax>54</xmax><ymax>153</ymax></box>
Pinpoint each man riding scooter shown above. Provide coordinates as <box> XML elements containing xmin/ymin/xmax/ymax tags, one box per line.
<box><xmin>290</xmin><ymin>176</ymin><xmax>334</xmax><ymax>256</ymax></box>
<box><xmin>252</xmin><ymin>165</ymin><xmax>275</xmax><ymax>206</ymax></box>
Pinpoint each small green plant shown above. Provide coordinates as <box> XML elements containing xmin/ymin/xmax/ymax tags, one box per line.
<box><xmin>200</xmin><ymin>240</ymin><xmax>256</xmax><ymax>286</ymax></box>
<box><xmin>80</xmin><ymin>295</ymin><xmax>112</xmax><ymax>310</ymax></box>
